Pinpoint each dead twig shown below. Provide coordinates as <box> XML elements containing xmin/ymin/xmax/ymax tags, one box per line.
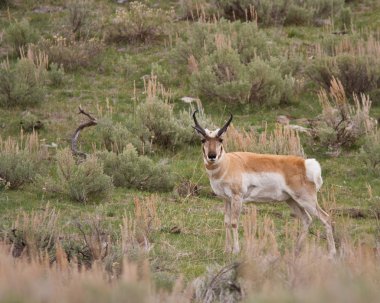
<box><xmin>71</xmin><ymin>106</ymin><xmax>97</xmax><ymax>158</ymax></box>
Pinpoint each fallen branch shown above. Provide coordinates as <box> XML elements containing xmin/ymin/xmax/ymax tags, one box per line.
<box><xmin>330</xmin><ymin>207</ymin><xmax>380</xmax><ymax>219</ymax></box>
<box><xmin>71</xmin><ymin>106</ymin><xmax>97</xmax><ymax>158</ymax></box>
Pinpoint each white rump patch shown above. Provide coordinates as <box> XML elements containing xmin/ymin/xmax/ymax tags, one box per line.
<box><xmin>205</xmin><ymin>128</ymin><xmax>220</xmax><ymax>138</ymax></box>
<box><xmin>305</xmin><ymin>159</ymin><xmax>323</xmax><ymax>191</ymax></box>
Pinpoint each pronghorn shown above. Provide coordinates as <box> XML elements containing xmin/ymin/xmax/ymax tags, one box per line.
<box><xmin>192</xmin><ymin>111</ymin><xmax>336</xmax><ymax>257</ymax></box>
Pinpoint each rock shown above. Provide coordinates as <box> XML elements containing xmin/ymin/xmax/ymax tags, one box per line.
<box><xmin>314</xmin><ymin>18</ymin><xmax>332</xmax><ymax>27</ymax></box>
<box><xmin>286</xmin><ymin>124</ymin><xmax>311</xmax><ymax>134</ymax></box>
<box><xmin>33</xmin><ymin>6</ymin><xmax>64</xmax><ymax>13</ymax></box>
<box><xmin>276</xmin><ymin>115</ymin><xmax>290</xmax><ymax>125</ymax></box>
<box><xmin>181</xmin><ymin>96</ymin><xmax>199</xmax><ymax>104</ymax></box>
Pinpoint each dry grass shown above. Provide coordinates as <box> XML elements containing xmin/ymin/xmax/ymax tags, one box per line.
<box><xmin>224</xmin><ymin>124</ymin><xmax>305</xmax><ymax>157</ymax></box>
<box><xmin>316</xmin><ymin>77</ymin><xmax>377</xmax><ymax>149</ymax></box>
<box><xmin>239</xmin><ymin>206</ymin><xmax>380</xmax><ymax>303</ymax></box>
<box><xmin>0</xmin><ymin>130</ymin><xmax>45</xmax><ymax>156</ymax></box>
<box><xmin>1</xmin><ymin>194</ymin><xmax>380</xmax><ymax>302</ymax></box>
<box><xmin>0</xmin><ymin>244</ymin><xmax>191</xmax><ymax>303</ymax></box>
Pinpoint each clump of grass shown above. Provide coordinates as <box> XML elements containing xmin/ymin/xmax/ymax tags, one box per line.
<box><xmin>0</xmin><ymin>49</ymin><xmax>48</xmax><ymax>108</ymax></box>
<box><xmin>20</xmin><ymin>111</ymin><xmax>43</xmax><ymax>132</ymax></box>
<box><xmin>314</xmin><ymin>78</ymin><xmax>377</xmax><ymax>151</ymax></box>
<box><xmin>224</xmin><ymin>123</ymin><xmax>305</xmax><ymax>157</ymax></box>
<box><xmin>7</xmin><ymin>206</ymin><xmax>59</xmax><ymax>259</ymax></box>
<box><xmin>360</xmin><ymin>128</ymin><xmax>380</xmax><ymax>176</ymax></box>
<box><xmin>122</xmin><ymin>195</ymin><xmax>161</xmax><ymax>260</ymax></box>
<box><xmin>48</xmin><ymin>63</ymin><xmax>65</xmax><ymax>87</ymax></box>
<box><xmin>4</xmin><ymin>19</ymin><xmax>39</xmax><ymax>55</ymax></box>
<box><xmin>41</xmin><ymin>148</ymin><xmax>113</xmax><ymax>203</ymax></box>
<box><xmin>36</xmin><ymin>35</ymin><xmax>104</xmax><ymax>71</ymax></box>
<box><xmin>193</xmin><ymin>262</ymin><xmax>242</xmax><ymax>303</ymax></box>
<box><xmin>0</xmin><ymin>131</ymin><xmax>46</xmax><ymax>189</ymax></box>
<box><xmin>98</xmin><ymin>145</ymin><xmax>175</xmax><ymax>192</ymax></box>
<box><xmin>74</xmin><ymin>216</ymin><xmax>113</xmax><ymax>268</ymax></box>
<box><xmin>104</xmin><ymin>2</ymin><xmax>174</xmax><ymax>44</ymax></box>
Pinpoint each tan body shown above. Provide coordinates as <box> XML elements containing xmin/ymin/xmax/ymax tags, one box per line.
<box><xmin>205</xmin><ymin>150</ymin><xmax>336</xmax><ymax>256</ymax></box>
<box><xmin>193</xmin><ymin>111</ymin><xmax>336</xmax><ymax>257</ymax></box>
<box><xmin>192</xmin><ymin>111</ymin><xmax>335</xmax><ymax>257</ymax></box>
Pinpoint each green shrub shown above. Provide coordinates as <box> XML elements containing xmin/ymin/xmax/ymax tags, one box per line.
<box><xmin>97</xmin><ymin>118</ymin><xmax>148</xmax><ymax>154</ymax></box>
<box><xmin>191</xmin><ymin>48</ymin><xmax>249</xmax><ymax>104</ymax></box>
<box><xmin>48</xmin><ymin>63</ymin><xmax>65</xmax><ymax>87</ymax></box>
<box><xmin>338</xmin><ymin>7</ymin><xmax>352</xmax><ymax>29</ymax></box>
<box><xmin>104</xmin><ymin>2</ymin><xmax>174</xmax><ymax>44</ymax></box>
<box><xmin>0</xmin><ymin>0</ymin><xmax>12</xmax><ymax>8</ymax></box>
<box><xmin>4</xmin><ymin>20</ymin><xmax>39</xmax><ymax>55</ymax></box>
<box><xmin>67</xmin><ymin>0</ymin><xmax>93</xmax><ymax>39</ymax></box>
<box><xmin>284</xmin><ymin>4</ymin><xmax>312</xmax><ymax>26</ymax></box>
<box><xmin>178</xmin><ymin>0</ymin><xmax>345</xmax><ymax>25</ymax></box>
<box><xmin>0</xmin><ymin>133</ymin><xmax>44</xmax><ymax>189</ymax></box>
<box><xmin>307</xmin><ymin>54</ymin><xmax>380</xmax><ymax>97</ymax></box>
<box><xmin>246</xmin><ymin>59</ymin><xmax>295</xmax><ymax>105</ymax></box>
<box><xmin>174</xmin><ymin>20</ymin><xmax>272</xmax><ymax>67</ymax></box>
<box><xmin>136</xmin><ymin>98</ymin><xmax>196</xmax><ymax>149</ymax></box>
<box><xmin>360</xmin><ymin>130</ymin><xmax>380</xmax><ymax>175</ymax></box>
<box><xmin>20</xmin><ymin>111</ymin><xmax>43</xmax><ymax>132</ymax></box>
<box><xmin>0</xmin><ymin>58</ymin><xmax>46</xmax><ymax>108</ymax></box>
<box><xmin>99</xmin><ymin>145</ymin><xmax>175</xmax><ymax>192</ymax></box>
<box><xmin>43</xmin><ymin>149</ymin><xmax>113</xmax><ymax>203</ymax></box>
<box><xmin>37</xmin><ymin>36</ymin><xmax>104</xmax><ymax>71</ymax></box>
<box><xmin>0</xmin><ymin>151</ymin><xmax>37</xmax><ymax>189</ymax></box>
<box><xmin>191</xmin><ymin>50</ymin><xmax>294</xmax><ymax>105</ymax></box>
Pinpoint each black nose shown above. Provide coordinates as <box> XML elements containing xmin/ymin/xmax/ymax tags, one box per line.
<box><xmin>208</xmin><ymin>153</ymin><xmax>217</xmax><ymax>160</ymax></box>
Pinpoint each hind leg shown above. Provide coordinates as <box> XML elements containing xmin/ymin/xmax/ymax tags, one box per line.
<box><xmin>295</xmin><ymin>197</ymin><xmax>336</xmax><ymax>258</ymax></box>
<box><xmin>286</xmin><ymin>199</ymin><xmax>312</xmax><ymax>256</ymax></box>
<box><xmin>315</xmin><ymin>204</ymin><xmax>336</xmax><ymax>258</ymax></box>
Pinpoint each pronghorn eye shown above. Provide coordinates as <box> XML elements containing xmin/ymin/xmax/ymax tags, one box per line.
<box><xmin>219</xmin><ymin>138</ymin><xmax>223</xmax><ymax>143</ymax></box>
<box><xmin>201</xmin><ymin>139</ymin><xmax>206</xmax><ymax>144</ymax></box>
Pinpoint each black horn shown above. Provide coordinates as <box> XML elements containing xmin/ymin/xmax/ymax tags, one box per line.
<box><xmin>217</xmin><ymin>114</ymin><xmax>233</xmax><ymax>137</ymax></box>
<box><xmin>192</xmin><ymin>110</ymin><xmax>207</xmax><ymax>137</ymax></box>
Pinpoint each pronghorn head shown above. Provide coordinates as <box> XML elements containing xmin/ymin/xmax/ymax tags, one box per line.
<box><xmin>192</xmin><ymin>110</ymin><xmax>233</xmax><ymax>164</ymax></box>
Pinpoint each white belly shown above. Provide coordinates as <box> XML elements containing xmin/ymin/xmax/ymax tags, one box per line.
<box><xmin>241</xmin><ymin>172</ymin><xmax>290</xmax><ymax>202</ymax></box>
<box><xmin>209</xmin><ymin>172</ymin><xmax>291</xmax><ymax>202</ymax></box>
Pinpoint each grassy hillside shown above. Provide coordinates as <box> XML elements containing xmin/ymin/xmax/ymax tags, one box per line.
<box><xmin>0</xmin><ymin>0</ymin><xmax>380</xmax><ymax>302</ymax></box>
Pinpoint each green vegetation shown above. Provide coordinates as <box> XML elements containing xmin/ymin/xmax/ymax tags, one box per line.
<box><xmin>0</xmin><ymin>0</ymin><xmax>380</xmax><ymax>302</ymax></box>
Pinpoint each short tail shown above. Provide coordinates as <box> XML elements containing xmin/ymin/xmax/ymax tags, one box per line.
<box><xmin>305</xmin><ymin>159</ymin><xmax>323</xmax><ymax>191</ymax></box>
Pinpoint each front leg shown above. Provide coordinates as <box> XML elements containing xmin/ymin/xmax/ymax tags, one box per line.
<box><xmin>224</xmin><ymin>199</ymin><xmax>232</xmax><ymax>254</ymax></box>
<box><xmin>231</xmin><ymin>195</ymin><xmax>242</xmax><ymax>254</ymax></box>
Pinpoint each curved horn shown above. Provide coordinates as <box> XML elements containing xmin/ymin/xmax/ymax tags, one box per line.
<box><xmin>192</xmin><ymin>110</ymin><xmax>207</xmax><ymax>137</ymax></box>
<box><xmin>217</xmin><ymin>113</ymin><xmax>233</xmax><ymax>137</ymax></box>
